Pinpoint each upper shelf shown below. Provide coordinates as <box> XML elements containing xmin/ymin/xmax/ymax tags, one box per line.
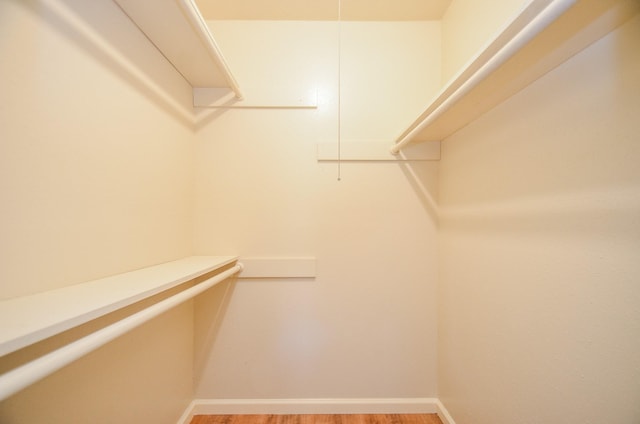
<box><xmin>113</xmin><ymin>0</ymin><xmax>243</xmax><ymax>98</ymax></box>
<box><xmin>0</xmin><ymin>256</ymin><xmax>238</xmax><ymax>357</ymax></box>
<box><xmin>391</xmin><ymin>0</ymin><xmax>640</xmax><ymax>153</ymax></box>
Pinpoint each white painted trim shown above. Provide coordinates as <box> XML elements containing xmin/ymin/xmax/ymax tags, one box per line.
<box><xmin>177</xmin><ymin>400</ymin><xmax>197</xmax><ymax>424</ymax></box>
<box><xmin>176</xmin><ymin>398</ymin><xmax>455</xmax><ymax>424</ymax></box>
<box><xmin>435</xmin><ymin>399</ymin><xmax>457</xmax><ymax>424</ymax></box>
<box><xmin>183</xmin><ymin>398</ymin><xmax>438</xmax><ymax>416</ymax></box>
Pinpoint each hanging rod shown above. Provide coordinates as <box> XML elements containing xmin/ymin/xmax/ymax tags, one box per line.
<box><xmin>0</xmin><ymin>263</ymin><xmax>243</xmax><ymax>402</ymax></box>
<box><xmin>390</xmin><ymin>0</ymin><xmax>576</xmax><ymax>154</ymax></box>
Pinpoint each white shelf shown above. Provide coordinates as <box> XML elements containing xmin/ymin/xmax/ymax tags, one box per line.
<box><xmin>113</xmin><ymin>0</ymin><xmax>242</xmax><ymax>97</ymax></box>
<box><xmin>391</xmin><ymin>0</ymin><xmax>639</xmax><ymax>152</ymax></box>
<box><xmin>193</xmin><ymin>87</ymin><xmax>318</xmax><ymax>109</ymax></box>
<box><xmin>238</xmin><ymin>257</ymin><xmax>317</xmax><ymax>278</ymax></box>
<box><xmin>0</xmin><ymin>256</ymin><xmax>238</xmax><ymax>357</ymax></box>
<box><xmin>317</xmin><ymin>141</ymin><xmax>440</xmax><ymax>162</ymax></box>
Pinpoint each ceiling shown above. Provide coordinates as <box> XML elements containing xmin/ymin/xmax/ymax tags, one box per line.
<box><xmin>195</xmin><ymin>0</ymin><xmax>453</xmax><ymax>21</ymax></box>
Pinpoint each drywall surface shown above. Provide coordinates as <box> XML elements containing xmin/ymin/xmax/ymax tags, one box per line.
<box><xmin>194</xmin><ymin>21</ymin><xmax>441</xmax><ymax>400</ymax></box>
<box><xmin>0</xmin><ymin>0</ymin><xmax>195</xmax><ymax>422</ymax></box>
<box><xmin>440</xmin><ymin>0</ymin><xmax>526</xmax><ymax>84</ymax></box>
<box><xmin>438</xmin><ymin>14</ymin><xmax>640</xmax><ymax>424</ymax></box>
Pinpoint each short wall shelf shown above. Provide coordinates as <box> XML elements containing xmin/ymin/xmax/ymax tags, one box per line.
<box><xmin>391</xmin><ymin>0</ymin><xmax>639</xmax><ymax>153</ymax></box>
<box><xmin>318</xmin><ymin>141</ymin><xmax>440</xmax><ymax>162</ymax></box>
<box><xmin>193</xmin><ymin>88</ymin><xmax>318</xmax><ymax>109</ymax></box>
<box><xmin>238</xmin><ymin>257</ymin><xmax>317</xmax><ymax>279</ymax></box>
<box><xmin>0</xmin><ymin>256</ymin><xmax>238</xmax><ymax>357</ymax></box>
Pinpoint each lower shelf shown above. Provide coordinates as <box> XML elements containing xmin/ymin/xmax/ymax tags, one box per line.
<box><xmin>0</xmin><ymin>256</ymin><xmax>238</xmax><ymax>357</ymax></box>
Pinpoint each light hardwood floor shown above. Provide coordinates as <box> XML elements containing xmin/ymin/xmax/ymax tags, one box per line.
<box><xmin>190</xmin><ymin>414</ymin><xmax>443</xmax><ymax>424</ymax></box>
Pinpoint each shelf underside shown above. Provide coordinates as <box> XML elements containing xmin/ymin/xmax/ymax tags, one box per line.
<box><xmin>114</xmin><ymin>0</ymin><xmax>241</xmax><ymax>93</ymax></box>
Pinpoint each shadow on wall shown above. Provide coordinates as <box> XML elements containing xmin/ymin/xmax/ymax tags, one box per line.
<box><xmin>194</xmin><ymin>107</ymin><xmax>232</xmax><ymax>131</ymax></box>
<box><xmin>438</xmin><ymin>184</ymin><xmax>640</xmax><ymax>243</ymax></box>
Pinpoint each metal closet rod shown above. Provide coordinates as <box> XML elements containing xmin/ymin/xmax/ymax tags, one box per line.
<box><xmin>390</xmin><ymin>0</ymin><xmax>576</xmax><ymax>154</ymax></box>
<box><xmin>0</xmin><ymin>263</ymin><xmax>243</xmax><ymax>402</ymax></box>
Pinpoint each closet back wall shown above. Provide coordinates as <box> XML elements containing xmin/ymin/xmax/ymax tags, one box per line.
<box><xmin>193</xmin><ymin>20</ymin><xmax>441</xmax><ymax>401</ymax></box>
<box><xmin>1</xmin><ymin>0</ymin><xmax>195</xmax><ymax>422</ymax></box>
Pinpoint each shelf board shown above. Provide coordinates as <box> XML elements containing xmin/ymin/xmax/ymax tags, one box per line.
<box><xmin>391</xmin><ymin>0</ymin><xmax>639</xmax><ymax>151</ymax></box>
<box><xmin>113</xmin><ymin>0</ymin><xmax>242</xmax><ymax>97</ymax></box>
<box><xmin>0</xmin><ymin>256</ymin><xmax>238</xmax><ymax>357</ymax></box>
<box><xmin>238</xmin><ymin>257</ymin><xmax>317</xmax><ymax>279</ymax></box>
<box><xmin>317</xmin><ymin>141</ymin><xmax>440</xmax><ymax>161</ymax></box>
<box><xmin>194</xmin><ymin>87</ymin><xmax>318</xmax><ymax>109</ymax></box>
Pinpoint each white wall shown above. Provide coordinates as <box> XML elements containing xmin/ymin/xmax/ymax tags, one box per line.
<box><xmin>438</xmin><ymin>14</ymin><xmax>640</xmax><ymax>424</ymax></box>
<box><xmin>193</xmin><ymin>20</ymin><xmax>441</xmax><ymax>401</ymax></box>
<box><xmin>0</xmin><ymin>0</ymin><xmax>196</xmax><ymax>422</ymax></box>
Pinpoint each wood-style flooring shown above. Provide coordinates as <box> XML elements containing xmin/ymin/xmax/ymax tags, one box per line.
<box><xmin>190</xmin><ymin>414</ymin><xmax>443</xmax><ymax>424</ymax></box>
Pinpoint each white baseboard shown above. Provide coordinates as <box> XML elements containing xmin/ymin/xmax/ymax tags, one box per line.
<box><xmin>178</xmin><ymin>398</ymin><xmax>439</xmax><ymax>423</ymax></box>
<box><xmin>435</xmin><ymin>400</ymin><xmax>457</xmax><ymax>424</ymax></box>
<box><xmin>177</xmin><ymin>400</ymin><xmax>197</xmax><ymax>424</ymax></box>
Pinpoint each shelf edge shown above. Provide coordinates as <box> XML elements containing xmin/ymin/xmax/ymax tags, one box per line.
<box><xmin>0</xmin><ymin>256</ymin><xmax>238</xmax><ymax>357</ymax></box>
<box><xmin>390</xmin><ymin>0</ymin><xmax>576</xmax><ymax>153</ymax></box>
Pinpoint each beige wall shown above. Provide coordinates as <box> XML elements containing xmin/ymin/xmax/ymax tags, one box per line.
<box><xmin>440</xmin><ymin>0</ymin><xmax>526</xmax><ymax>84</ymax></box>
<box><xmin>0</xmin><ymin>0</ymin><xmax>196</xmax><ymax>422</ymax></box>
<box><xmin>438</xmin><ymin>14</ymin><xmax>640</xmax><ymax>424</ymax></box>
<box><xmin>193</xmin><ymin>20</ymin><xmax>441</xmax><ymax>400</ymax></box>
<box><xmin>5</xmin><ymin>0</ymin><xmax>638</xmax><ymax>421</ymax></box>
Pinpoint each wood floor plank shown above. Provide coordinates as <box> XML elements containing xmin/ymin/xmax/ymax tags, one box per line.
<box><xmin>190</xmin><ymin>414</ymin><xmax>443</xmax><ymax>424</ymax></box>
